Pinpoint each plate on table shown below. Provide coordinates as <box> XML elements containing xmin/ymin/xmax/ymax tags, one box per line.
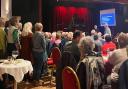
<box><xmin>15</xmin><ymin>59</ymin><xmax>24</xmax><ymax>63</ymax></box>
<box><xmin>0</xmin><ymin>59</ymin><xmax>7</xmax><ymax>63</ymax></box>
<box><xmin>3</xmin><ymin>60</ymin><xmax>11</xmax><ymax>64</ymax></box>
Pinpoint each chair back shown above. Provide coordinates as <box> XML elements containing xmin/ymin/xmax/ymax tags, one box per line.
<box><xmin>56</xmin><ymin>51</ymin><xmax>77</xmax><ymax>89</ymax></box>
<box><xmin>51</xmin><ymin>47</ymin><xmax>61</xmax><ymax>66</ymax></box>
<box><xmin>62</xmin><ymin>66</ymin><xmax>81</xmax><ymax>89</ymax></box>
<box><xmin>76</xmin><ymin>56</ymin><xmax>104</xmax><ymax>89</ymax></box>
<box><xmin>118</xmin><ymin>59</ymin><xmax>128</xmax><ymax>89</ymax></box>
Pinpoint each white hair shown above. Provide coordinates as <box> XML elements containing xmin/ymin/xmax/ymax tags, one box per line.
<box><xmin>78</xmin><ymin>36</ymin><xmax>95</xmax><ymax>56</ymax></box>
<box><xmin>91</xmin><ymin>29</ymin><xmax>96</xmax><ymax>35</ymax></box>
<box><xmin>21</xmin><ymin>22</ymin><xmax>33</xmax><ymax>36</ymax></box>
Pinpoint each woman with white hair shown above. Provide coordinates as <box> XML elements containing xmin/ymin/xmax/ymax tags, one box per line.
<box><xmin>20</xmin><ymin>22</ymin><xmax>34</xmax><ymax>64</ymax></box>
<box><xmin>21</xmin><ymin>22</ymin><xmax>33</xmax><ymax>36</ymax></box>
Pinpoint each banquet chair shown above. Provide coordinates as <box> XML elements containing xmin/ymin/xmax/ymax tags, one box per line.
<box><xmin>62</xmin><ymin>66</ymin><xmax>81</xmax><ymax>89</ymax></box>
<box><xmin>47</xmin><ymin>47</ymin><xmax>61</xmax><ymax>84</ymax></box>
<box><xmin>118</xmin><ymin>59</ymin><xmax>128</xmax><ymax>89</ymax></box>
<box><xmin>56</xmin><ymin>51</ymin><xmax>77</xmax><ymax>89</ymax></box>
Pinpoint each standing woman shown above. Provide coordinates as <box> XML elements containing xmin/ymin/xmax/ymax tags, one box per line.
<box><xmin>32</xmin><ymin>23</ymin><xmax>47</xmax><ymax>85</ymax></box>
<box><xmin>20</xmin><ymin>22</ymin><xmax>33</xmax><ymax>64</ymax></box>
<box><xmin>0</xmin><ymin>17</ymin><xmax>6</xmax><ymax>59</ymax></box>
<box><xmin>6</xmin><ymin>17</ymin><xmax>20</xmax><ymax>56</ymax></box>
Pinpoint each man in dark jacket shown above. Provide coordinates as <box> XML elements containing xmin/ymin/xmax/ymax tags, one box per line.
<box><xmin>56</xmin><ymin>30</ymin><xmax>82</xmax><ymax>89</ymax></box>
<box><xmin>64</xmin><ymin>30</ymin><xmax>82</xmax><ymax>63</ymax></box>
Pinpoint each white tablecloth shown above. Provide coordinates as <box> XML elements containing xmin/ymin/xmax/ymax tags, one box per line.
<box><xmin>0</xmin><ymin>59</ymin><xmax>33</xmax><ymax>82</ymax></box>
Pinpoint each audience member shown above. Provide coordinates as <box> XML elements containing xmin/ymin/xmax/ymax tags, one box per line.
<box><xmin>20</xmin><ymin>22</ymin><xmax>33</xmax><ymax>64</ymax></box>
<box><xmin>56</xmin><ymin>30</ymin><xmax>82</xmax><ymax>89</ymax></box>
<box><xmin>104</xmin><ymin>23</ymin><xmax>111</xmax><ymax>36</ymax></box>
<box><xmin>64</xmin><ymin>30</ymin><xmax>82</xmax><ymax>63</ymax></box>
<box><xmin>93</xmin><ymin>25</ymin><xmax>99</xmax><ymax>32</ymax></box>
<box><xmin>93</xmin><ymin>35</ymin><xmax>102</xmax><ymax>55</ymax></box>
<box><xmin>77</xmin><ymin>36</ymin><xmax>103</xmax><ymax>89</ymax></box>
<box><xmin>78</xmin><ymin>36</ymin><xmax>95</xmax><ymax>59</ymax></box>
<box><xmin>6</xmin><ymin>17</ymin><xmax>20</xmax><ymax>56</ymax></box>
<box><xmin>108</xmin><ymin>32</ymin><xmax>128</xmax><ymax>89</ymax></box>
<box><xmin>101</xmin><ymin>35</ymin><xmax>116</xmax><ymax>55</ymax></box>
<box><xmin>32</xmin><ymin>23</ymin><xmax>47</xmax><ymax>86</ymax></box>
<box><xmin>0</xmin><ymin>17</ymin><xmax>6</xmax><ymax>58</ymax></box>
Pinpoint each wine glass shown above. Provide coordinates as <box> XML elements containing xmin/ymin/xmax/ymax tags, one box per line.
<box><xmin>12</xmin><ymin>50</ymin><xmax>19</xmax><ymax>60</ymax></box>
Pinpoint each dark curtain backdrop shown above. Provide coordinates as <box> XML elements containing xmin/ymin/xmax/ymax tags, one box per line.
<box><xmin>12</xmin><ymin>0</ymin><xmax>39</xmax><ymax>24</ymax></box>
<box><xmin>52</xmin><ymin>6</ymin><xmax>94</xmax><ymax>32</ymax></box>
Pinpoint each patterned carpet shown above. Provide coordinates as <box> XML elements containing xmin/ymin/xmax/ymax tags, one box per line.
<box><xmin>17</xmin><ymin>76</ymin><xmax>56</xmax><ymax>89</ymax></box>
<box><xmin>1</xmin><ymin>68</ymin><xmax>56</xmax><ymax>89</ymax></box>
<box><xmin>2</xmin><ymin>75</ymin><xmax>56</xmax><ymax>89</ymax></box>
<box><xmin>18</xmin><ymin>82</ymin><xmax>56</xmax><ymax>89</ymax></box>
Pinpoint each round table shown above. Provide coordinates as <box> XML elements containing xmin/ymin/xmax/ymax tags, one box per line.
<box><xmin>0</xmin><ymin>59</ymin><xmax>33</xmax><ymax>89</ymax></box>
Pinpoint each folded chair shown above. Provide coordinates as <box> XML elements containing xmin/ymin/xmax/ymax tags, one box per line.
<box><xmin>62</xmin><ymin>66</ymin><xmax>81</xmax><ymax>89</ymax></box>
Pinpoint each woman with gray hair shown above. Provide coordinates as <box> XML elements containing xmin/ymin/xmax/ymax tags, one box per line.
<box><xmin>32</xmin><ymin>22</ymin><xmax>47</xmax><ymax>86</ymax></box>
<box><xmin>78</xmin><ymin>36</ymin><xmax>95</xmax><ymax>59</ymax></box>
<box><xmin>77</xmin><ymin>36</ymin><xmax>104</xmax><ymax>89</ymax></box>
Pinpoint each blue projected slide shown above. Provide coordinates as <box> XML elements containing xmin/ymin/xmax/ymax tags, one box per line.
<box><xmin>100</xmin><ymin>13</ymin><xmax>116</xmax><ymax>26</ymax></box>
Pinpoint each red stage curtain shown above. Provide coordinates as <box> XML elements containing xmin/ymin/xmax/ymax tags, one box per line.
<box><xmin>52</xmin><ymin>6</ymin><xmax>93</xmax><ymax>32</ymax></box>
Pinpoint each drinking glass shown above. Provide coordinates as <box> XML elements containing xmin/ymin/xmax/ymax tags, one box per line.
<box><xmin>12</xmin><ymin>50</ymin><xmax>19</xmax><ymax>60</ymax></box>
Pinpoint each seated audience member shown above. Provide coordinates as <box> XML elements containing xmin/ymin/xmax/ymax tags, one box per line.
<box><xmin>108</xmin><ymin>32</ymin><xmax>128</xmax><ymax>89</ymax></box>
<box><xmin>49</xmin><ymin>32</ymin><xmax>56</xmax><ymax>52</ymax></box>
<box><xmin>77</xmin><ymin>36</ymin><xmax>104</xmax><ymax>89</ymax></box>
<box><xmin>61</xmin><ymin>32</ymin><xmax>68</xmax><ymax>47</ymax></box>
<box><xmin>56</xmin><ymin>30</ymin><xmax>82</xmax><ymax>89</ymax></box>
<box><xmin>65</xmin><ymin>32</ymin><xmax>73</xmax><ymax>46</ymax></box>
<box><xmin>51</xmin><ymin>32</ymin><xmax>63</xmax><ymax>51</ymax></box>
<box><xmin>93</xmin><ymin>35</ymin><xmax>102</xmax><ymax>55</ymax></box>
<box><xmin>78</xmin><ymin>36</ymin><xmax>95</xmax><ymax>59</ymax></box>
<box><xmin>44</xmin><ymin>32</ymin><xmax>51</xmax><ymax>57</ymax></box>
<box><xmin>90</xmin><ymin>29</ymin><xmax>97</xmax><ymax>41</ymax></box>
<box><xmin>101</xmin><ymin>35</ymin><xmax>116</xmax><ymax>56</ymax></box>
<box><xmin>98</xmin><ymin>32</ymin><xmax>105</xmax><ymax>44</ymax></box>
<box><xmin>64</xmin><ymin>30</ymin><xmax>83</xmax><ymax>63</ymax></box>
<box><xmin>77</xmin><ymin>36</ymin><xmax>94</xmax><ymax>89</ymax></box>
